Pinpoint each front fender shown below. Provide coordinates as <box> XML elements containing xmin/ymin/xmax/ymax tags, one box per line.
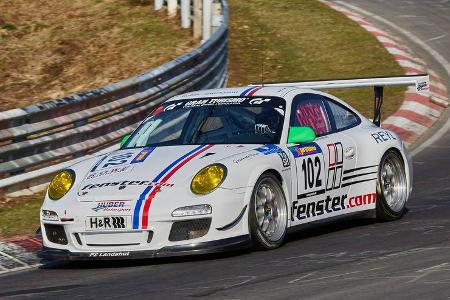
<box><xmin>238</xmin><ymin>162</ymin><xmax>293</xmax><ymax>230</ymax></box>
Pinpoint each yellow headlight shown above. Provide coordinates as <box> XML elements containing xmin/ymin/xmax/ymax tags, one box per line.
<box><xmin>191</xmin><ymin>164</ymin><xmax>227</xmax><ymax>195</ymax></box>
<box><xmin>48</xmin><ymin>170</ymin><xmax>75</xmax><ymax>200</ymax></box>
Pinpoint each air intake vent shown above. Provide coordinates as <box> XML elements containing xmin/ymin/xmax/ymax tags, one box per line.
<box><xmin>44</xmin><ymin>224</ymin><xmax>68</xmax><ymax>245</ymax></box>
<box><xmin>147</xmin><ymin>231</ymin><xmax>154</xmax><ymax>243</ymax></box>
<box><xmin>169</xmin><ymin>218</ymin><xmax>211</xmax><ymax>242</ymax></box>
<box><xmin>73</xmin><ymin>233</ymin><xmax>82</xmax><ymax>245</ymax></box>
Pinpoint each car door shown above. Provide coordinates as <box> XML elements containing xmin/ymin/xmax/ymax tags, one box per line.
<box><xmin>324</xmin><ymin>97</ymin><xmax>377</xmax><ymax>213</ymax></box>
<box><xmin>289</xmin><ymin>93</ymin><xmax>358</xmax><ymax>225</ymax></box>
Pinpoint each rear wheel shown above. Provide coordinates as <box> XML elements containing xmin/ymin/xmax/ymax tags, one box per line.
<box><xmin>249</xmin><ymin>173</ymin><xmax>288</xmax><ymax>249</ymax></box>
<box><xmin>376</xmin><ymin>150</ymin><xmax>408</xmax><ymax>221</ymax></box>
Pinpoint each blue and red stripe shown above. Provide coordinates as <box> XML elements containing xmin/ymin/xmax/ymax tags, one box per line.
<box><xmin>240</xmin><ymin>86</ymin><xmax>263</xmax><ymax>97</ymax></box>
<box><xmin>132</xmin><ymin>144</ymin><xmax>213</xmax><ymax>229</ymax></box>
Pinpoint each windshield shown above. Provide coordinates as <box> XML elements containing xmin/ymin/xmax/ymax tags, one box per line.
<box><xmin>124</xmin><ymin>96</ymin><xmax>286</xmax><ymax>148</ymax></box>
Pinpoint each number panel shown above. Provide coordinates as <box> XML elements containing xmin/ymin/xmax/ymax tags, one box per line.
<box><xmin>289</xmin><ymin>134</ymin><xmax>358</xmax><ymax>225</ymax></box>
<box><xmin>301</xmin><ymin>156</ymin><xmax>324</xmax><ymax>192</ymax></box>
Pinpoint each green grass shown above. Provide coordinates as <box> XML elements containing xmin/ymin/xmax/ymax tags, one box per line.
<box><xmin>0</xmin><ymin>22</ymin><xmax>16</xmax><ymax>31</ymax></box>
<box><xmin>227</xmin><ymin>0</ymin><xmax>405</xmax><ymax>118</ymax></box>
<box><xmin>0</xmin><ymin>194</ymin><xmax>43</xmax><ymax>238</ymax></box>
<box><xmin>0</xmin><ymin>0</ymin><xmax>195</xmax><ymax>111</ymax></box>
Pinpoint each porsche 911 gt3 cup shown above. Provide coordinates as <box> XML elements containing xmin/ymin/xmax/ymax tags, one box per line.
<box><xmin>38</xmin><ymin>75</ymin><xmax>428</xmax><ymax>260</ymax></box>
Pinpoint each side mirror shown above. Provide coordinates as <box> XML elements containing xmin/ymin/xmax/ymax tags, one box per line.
<box><xmin>288</xmin><ymin>126</ymin><xmax>316</xmax><ymax>144</ymax></box>
<box><xmin>120</xmin><ymin>134</ymin><xmax>131</xmax><ymax>147</ymax></box>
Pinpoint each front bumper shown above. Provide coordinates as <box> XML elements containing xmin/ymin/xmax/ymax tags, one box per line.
<box><xmin>40</xmin><ymin>182</ymin><xmax>252</xmax><ymax>260</ymax></box>
<box><xmin>37</xmin><ymin>235</ymin><xmax>251</xmax><ymax>261</ymax></box>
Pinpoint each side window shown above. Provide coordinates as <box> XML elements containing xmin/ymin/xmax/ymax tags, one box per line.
<box><xmin>326</xmin><ymin>99</ymin><xmax>360</xmax><ymax>131</ymax></box>
<box><xmin>290</xmin><ymin>94</ymin><xmax>332</xmax><ymax>137</ymax></box>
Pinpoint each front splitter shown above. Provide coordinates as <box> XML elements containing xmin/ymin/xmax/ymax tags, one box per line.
<box><xmin>37</xmin><ymin>235</ymin><xmax>251</xmax><ymax>261</ymax></box>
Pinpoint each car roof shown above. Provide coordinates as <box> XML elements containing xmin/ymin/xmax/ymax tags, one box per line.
<box><xmin>167</xmin><ymin>86</ymin><xmax>319</xmax><ymax>104</ymax></box>
<box><xmin>166</xmin><ymin>86</ymin><xmax>359</xmax><ymax>116</ymax></box>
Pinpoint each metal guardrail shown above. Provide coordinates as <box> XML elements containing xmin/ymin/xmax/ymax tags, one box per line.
<box><xmin>0</xmin><ymin>0</ymin><xmax>229</xmax><ymax>196</ymax></box>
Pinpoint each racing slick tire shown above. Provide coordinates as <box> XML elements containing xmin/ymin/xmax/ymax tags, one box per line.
<box><xmin>249</xmin><ymin>173</ymin><xmax>288</xmax><ymax>249</ymax></box>
<box><xmin>376</xmin><ymin>149</ymin><xmax>408</xmax><ymax>221</ymax></box>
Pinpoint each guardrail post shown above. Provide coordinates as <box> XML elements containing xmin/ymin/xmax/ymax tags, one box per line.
<box><xmin>211</xmin><ymin>0</ymin><xmax>222</xmax><ymax>33</ymax></box>
<box><xmin>168</xmin><ymin>0</ymin><xmax>177</xmax><ymax>18</ymax></box>
<box><xmin>181</xmin><ymin>0</ymin><xmax>191</xmax><ymax>28</ymax></box>
<box><xmin>154</xmin><ymin>0</ymin><xmax>163</xmax><ymax>10</ymax></box>
<box><xmin>193</xmin><ymin>0</ymin><xmax>202</xmax><ymax>38</ymax></box>
<box><xmin>202</xmin><ymin>0</ymin><xmax>211</xmax><ymax>42</ymax></box>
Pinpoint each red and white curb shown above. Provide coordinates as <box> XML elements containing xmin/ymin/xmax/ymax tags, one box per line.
<box><xmin>0</xmin><ymin>236</ymin><xmax>42</xmax><ymax>275</ymax></box>
<box><xmin>321</xmin><ymin>0</ymin><xmax>449</xmax><ymax>146</ymax></box>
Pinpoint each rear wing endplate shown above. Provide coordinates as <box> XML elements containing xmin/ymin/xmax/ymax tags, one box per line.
<box><xmin>251</xmin><ymin>74</ymin><xmax>429</xmax><ymax>126</ymax></box>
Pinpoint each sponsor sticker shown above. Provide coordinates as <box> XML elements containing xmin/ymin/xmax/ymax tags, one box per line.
<box><xmin>233</xmin><ymin>153</ymin><xmax>259</xmax><ymax>164</ymax></box>
<box><xmin>255</xmin><ymin>124</ymin><xmax>275</xmax><ymax>134</ymax></box>
<box><xmin>254</xmin><ymin>145</ymin><xmax>291</xmax><ymax>167</ymax></box>
<box><xmin>164</xmin><ymin>102</ymin><xmax>184</xmax><ymax>111</ymax></box>
<box><xmin>131</xmin><ymin>147</ymin><xmax>155</xmax><ymax>164</ymax></box>
<box><xmin>326</xmin><ymin>143</ymin><xmax>343</xmax><ymax>191</ymax></box>
<box><xmin>347</xmin><ymin>193</ymin><xmax>376</xmax><ymax>208</ymax></box>
<box><xmin>89</xmin><ymin>252</ymin><xmax>130</xmax><ymax>258</ymax></box>
<box><xmin>291</xmin><ymin>193</ymin><xmax>376</xmax><ymax>221</ymax></box>
<box><xmin>91</xmin><ymin>201</ymin><xmax>131</xmax><ymax>212</ymax></box>
<box><xmin>86</xmin><ymin>216</ymin><xmax>131</xmax><ymax>231</ymax></box>
<box><xmin>78</xmin><ymin>181</ymin><xmax>174</xmax><ymax>196</ymax></box>
<box><xmin>85</xmin><ymin>165</ymin><xmax>133</xmax><ymax>180</ymax></box>
<box><xmin>371</xmin><ymin>130</ymin><xmax>397</xmax><ymax>144</ymax></box>
<box><xmin>277</xmin><ymin>151</ymin><xmax>290</xmax><ymax>167</ymax></box>
<box><xmin>184</xmin><ymin>97</ymin><xmax>247</xmax><ymax>107</ymax></box>
<box><xmin>416</xmin><ymin>81</ymin><xmax>429</xmax><ymax>92</ymax></box>
<box><xmin>292</xmin><ymin>194</ymin><xmax>347</xmax><ymax>221</ymax></box>
<box><xmin>289</xmin><ymin>142</ymin><xmax>322</xmax><ymax>158</ymax></box>
<box><xmin>90</xmin><ymin>148</ymin><xmax>155</xmax><ymax>172</ymax></box>
<box><xmin>249</xmin><ymin>98</ymin><xmax>271</xmax><ymax>105</ymax></box>
<box><xmin>255</xmin><ymin>144</ymin><xmax>283</xmax><ymax>155</ymax></box>
<box><xmin>162</xmin><ymin>96</ymin><xmax>286</xmax><ymax>111</ymax></box>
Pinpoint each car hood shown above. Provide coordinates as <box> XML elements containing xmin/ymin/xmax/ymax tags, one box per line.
<box><xmin>73</xmin><ymin>144</ymin><xmax>261</xmax><ymax>202</ymax></box>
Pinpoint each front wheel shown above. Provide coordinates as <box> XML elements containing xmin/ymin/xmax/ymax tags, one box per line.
<box><xmin>376</xmin><ymin>150</ymin><xmax>408</xmax><ymax>221</ymax></box>
<box><xmin>249</xmin><ymin>173</ymin><xmax>288</xmax><ymax>249</ymax></box>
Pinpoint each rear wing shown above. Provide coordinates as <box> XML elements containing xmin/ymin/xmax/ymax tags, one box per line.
<box><xmin>251</xmin><ymin>74</ymin><xmax>429</xmax><ymax>126</ymax></box>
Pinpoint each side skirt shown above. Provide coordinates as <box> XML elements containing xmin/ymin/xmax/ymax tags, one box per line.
<box><xmin>287</xmin><ymin>209</ymin><xmax>376</xmax><ymax>234</ymax></box>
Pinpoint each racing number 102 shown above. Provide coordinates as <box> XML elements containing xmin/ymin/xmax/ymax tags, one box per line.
<box><xmin>301</xmin><ymin>157</ymin><xmax>322</xmax><ymax>189</ymax></box>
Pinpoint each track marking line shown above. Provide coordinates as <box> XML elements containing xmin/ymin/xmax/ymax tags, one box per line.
<box><xmin>226</xmin><ymin>276</ymin><xmax>257</xmax><ymax>288</ymax></box>
<box><xmin>301</xmin><ymin>270</ymin><xmax>363</xmax><ymax>283</ymax></box>
<box><xmin>427</xmin><ymin>33</ymin><xmax>447</xmax><ymax>42</ymax></box>
<box><xmin>288</xmin><ymin>272</ymin><xmax>317</xmax><ymax>284</ymax></box>
<box><xmin>408</xmin><ymin>263</ymin><xmax>449</xmax><ymax>283</ymax></box>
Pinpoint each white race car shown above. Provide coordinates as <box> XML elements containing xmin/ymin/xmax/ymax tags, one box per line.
<box><xmin>38</xmin><ymin>75</ymin><xmax>428</xmax><ymax>260</ymax></box>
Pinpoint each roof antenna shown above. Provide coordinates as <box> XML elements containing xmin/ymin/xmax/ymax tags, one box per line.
<box><xmin>259</xmin><ymin>22</ymin><xmax>265</xmax><ymax>87</ymax></box>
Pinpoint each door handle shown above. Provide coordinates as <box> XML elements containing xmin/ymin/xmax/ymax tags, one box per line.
<box><xmin>344</xmin><ymin>147</ymin><xmax>355</xmax><ymax>159</ymax></box>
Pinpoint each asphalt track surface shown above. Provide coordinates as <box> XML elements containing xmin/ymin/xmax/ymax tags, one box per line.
<box><xmin>1</xmin><ymin>1</ymin><xmax>450</xmax><ymax>299</ymax></box>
